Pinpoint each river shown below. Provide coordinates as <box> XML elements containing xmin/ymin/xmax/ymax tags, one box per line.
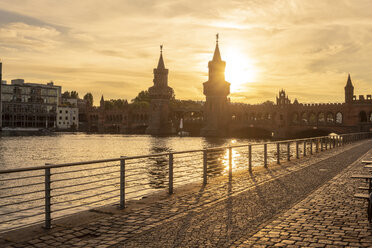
<box><xmin>1</xmin><ymin>133</ymin><xmax>300</xmax><ymax>232</ymax></box>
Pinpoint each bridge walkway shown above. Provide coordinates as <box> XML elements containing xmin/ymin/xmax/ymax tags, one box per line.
<box><xmin>2</xmin><ymin>140</ymin><xmax>372</xmax><ymax>247</ymax></box>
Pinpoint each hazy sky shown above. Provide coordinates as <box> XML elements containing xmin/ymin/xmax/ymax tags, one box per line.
<box><xmin>0</xmin><ymin>0</ymin><xmax>371</xmax><ymax>105</ymax></box>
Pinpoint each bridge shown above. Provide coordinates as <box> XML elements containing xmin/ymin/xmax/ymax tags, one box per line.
<box><xmin>86</xmin><ymin>41</ymin><xmax>372</xmax><ymax>138</ymax></box>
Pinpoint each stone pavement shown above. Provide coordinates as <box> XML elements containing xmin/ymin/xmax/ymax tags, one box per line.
<box><xmin>1</xmin><ymin>140</ymin><xmax>372</xmax><ymax>247</ymax></box>
<box><xmin>239</xmin><ymin>145</ymin><xmax>372</xmax><ymax>247</ymax></box>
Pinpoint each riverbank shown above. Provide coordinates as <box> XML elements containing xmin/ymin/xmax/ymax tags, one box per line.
<box><xmin>1</xmin><ymin>139</ymin><xmax>371</xmax><ymax>247</ymax></box>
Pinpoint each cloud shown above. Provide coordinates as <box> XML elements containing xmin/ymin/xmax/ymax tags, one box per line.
<box><xmin>0</xmin><ymin>0</ymin><xmax>371</xmax><ymax>105</ymax></box>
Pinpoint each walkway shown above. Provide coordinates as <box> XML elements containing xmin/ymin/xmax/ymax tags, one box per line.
<box><xmin>1</xmin><ymin>140</ymin><xmax>372</xmax><ymax>247</ymax></box>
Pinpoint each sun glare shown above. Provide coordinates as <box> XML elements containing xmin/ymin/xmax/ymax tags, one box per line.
<box><xmin>224</xmin><ymin>48</ymin><xmax>257</xmax><ymax>92</ymax></box>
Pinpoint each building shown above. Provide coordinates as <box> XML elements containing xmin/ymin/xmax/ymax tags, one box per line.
<box><xmin>56</xmin><ymin>98</ymin><xmax>79</xmax><ymax>130</ymax></box>
<box><xmin>0</xmin><ymin>78</ymin><xmax>61</xmax><ymax>130</ymax></box>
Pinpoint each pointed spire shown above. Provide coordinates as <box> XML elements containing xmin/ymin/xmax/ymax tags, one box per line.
<box><xmin>212</xmin><ymin>33</ymin><xmax>221</xmax><ymax>61</ymax></box>
<box><xmin>157</xmin><ymin>45</ymin><xmax>165</xmax><ymax>70</ymax></box>
<box><xmin>100</xmin><ymin>95</ymin><xmax>104</xmax><ymax>102</ymax></box>
<box><xmin>346</xmin><ymin>73</ymin><xmax>353</xmax><ymax>87</ymax></box>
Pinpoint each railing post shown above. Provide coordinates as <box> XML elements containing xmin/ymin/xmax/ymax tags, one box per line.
<box><xmin>277</xmin><ymin>143</ymin><xmax>280</xmax><ymax>164</ymax></box>
<box><xmin>287</xmin><ymin>142</ymin><xmax>290</xmax><ymax>161</ymax></box>
<box><xmin>303</xmin><ymin>141</ymin><xmax>307</xmax><ymax>157</ymax></box>
<box><xmin>296</xmin><ymin>141</ymin><xmax>299</xmax><ymax>159</ymax></box>
<box><xmin>310</xmin><ymin>139</ymin><xmax>313</xmax><ymax>155</ymax></box>
<box><xmin>316</xmin><ymin>139</ymin><xmax>319</xmax><ymax>153</ymax></box>
<box><xmin>120</xmin><ymin>157</ymin><xmax>125</xmax><ymax>209</ymax></box>
<box><xmin>264</xmin><ymin>144</ymin><xmax>267</xmax><ymax>168</ymax></box>
<box><xmin>169</xmin><ymin>153</ymin><xmax>173</xmax><ymax>194</ymax></box>
<box><xmin>325</xmin><ymin>137</ymin><xmax>328</xmax><ymax>150</ymax></box>
<box><xmin>44</xmin><ymin>165</ymin><xmax>51</xmax><ymax>229</ymax></box>
<box><xmin>248</xmin><ymin>145</ymin><xmax>252</xmax><ymax>172</ymax></box>
<box><xmin>321</xmin><ymin>138</ymin><xmax>323</xmax><ymax>151</ymax></box>
<box><xmin>229</xmin><ymin>147</ymin><xmax>232</xmax><ymax>180</ymax></box>
<box><xmin>333</xmin><ymin>137</ymin><xmax>336</xmax><ymax>148</ymax></box>
<box><xmin>203</xmin><ymin>150</ymin><xmax>207</xmax><ymax>185</ymax></box>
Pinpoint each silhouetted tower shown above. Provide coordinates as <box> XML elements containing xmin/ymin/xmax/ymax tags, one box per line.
<box><xmin>201</xmin><ymin>34</ymin><xmax>230</xmax><ymax>136</ymax></box>
<box><xmin>146</xmin><ymin>46</ymin><xmax>174</xmax><ymax>135</ymax></box>
<box><xmin>100</xmin><ymin>95</ymin><xmax>105</xmax><ymax>108</ymax></box>
<box><xmin>276</xmin><ymin>89</ymin><xmax>291</xmax><ymax>106</ymax></box>
<box><xmin>344</xmin><ymin>74</ymin><xmax>354</xmax><ymax>104</ymax></box>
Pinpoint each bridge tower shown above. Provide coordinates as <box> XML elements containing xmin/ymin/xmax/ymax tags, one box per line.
<box><xmin>345</xmin><ymin>74</ymin><xmax>354</xmax><ymax>104</ymax></box>
<box><xmin>201</xmin><ymin>34</ymin><xmax>230</xmax><ymax>136</ymax></box>
<box><xmin>146</xmin><ymin>46</ymin><xmax>174</xmax><ymax>135</ymax></box>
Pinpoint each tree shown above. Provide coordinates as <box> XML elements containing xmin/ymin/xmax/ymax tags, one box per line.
<box><xmin>62</xmin><ymin>91</ymin><xmax>70</xmax><ymax>98</ymax></box>
<box><xmin>83</xmin><ymin>93</ymin><xmax>94</xmax><ymax>107</ymax></box>
<box><xmin>70</xmin><ymin>91</ymin><xmax>79</xmax><ymax>99</ymax></box>
<box><xmin>131</xmin><ymin>90</ymin><xmax>150</xmax><ymax>103</ymax></box>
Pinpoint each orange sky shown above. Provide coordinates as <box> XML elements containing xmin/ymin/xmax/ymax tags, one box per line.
<box><xmin>0</xmin><ymin>0</ymin><xmax>371</xmax><ymax>105</ymax></box>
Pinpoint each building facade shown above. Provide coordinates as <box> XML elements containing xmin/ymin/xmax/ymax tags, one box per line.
<box><xmin>56</xmin><ymin>98</ymin><xmax>79</xmax><ymax>130</ymax></box>
<box><xmin>1</xmin><ymin>78</ymin><xmax>61</xmax><ymax>130</ymax></box>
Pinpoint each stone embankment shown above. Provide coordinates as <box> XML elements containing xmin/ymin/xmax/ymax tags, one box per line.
<box><xmin>1</xmin><ymin>140</ymin><xmax>372</xmax><ymax>247</ymax></box>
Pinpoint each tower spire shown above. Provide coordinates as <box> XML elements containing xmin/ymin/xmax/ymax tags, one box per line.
<box><xmin>212</xmin><ymin>33</ymin><xmax>221</xmax><ymax>61</ymax></box>
<box><xmin>346</xmin><ymin>73</ymin><xmax>353</xmax><ymax>87</ymax></box>
<box><xmin>157</xmin><ymin>45</ymin><xmax>165</xmax><ymax>70</ymax></box>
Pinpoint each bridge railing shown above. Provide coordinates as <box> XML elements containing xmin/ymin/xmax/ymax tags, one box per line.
<box><xmin>0</xmin><ymin>132</ymin><xmax>371</xmax><ymax>233</ymax></box>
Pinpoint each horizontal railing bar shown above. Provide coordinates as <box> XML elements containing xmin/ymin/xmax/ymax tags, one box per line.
<box><xmin>0</xmin><ymin>204</ymin><xmax>44</xmax><ymax>216</ymax></box>
<box><xmin>53</xmin><ymin>195</ymin><xmax>119</xmax><ymax>213</ymax></box>
<box><xmin>53</xmin><ymin>188</ymin><xmax>119</xmax><ymax>205</ymax></box>
<box><xmin>52</xmin><ymin>170</ymin><xmax>119</xmax><ymax>183</ymax></box>
<box><xmin>175</xmin><ymin>169</ymin><xmax>203</xmax><ymax>174</ymax></box>
<box><xmin>126</xmin><ymin>181</ymin><xmax>159</xmax><ymax>189</ymax></box>
<box><xmin>174</xmin><ymin>154</ymin><xmax>204</xmax><ymax>159</ymax></box>
<box><xmin>52</xmin><ymin>163</ymin><xmax>119</xmax><ymax>175</ymax></box>
<box><xmin>0</xmin><ymin>196</ymin><xmax>45</xmax><ymax>208</ymax></box>
<box><xmin>0</xmin><ymin>174</ymin><xmax>44</xmax><ymax>182</ymax></box>
<box><xmin>126</xmin><ymin>172</ymin><xmax>149</xmax><ymax>178</ymax></box>
<box><xmin>0</xmin><ymin>189</ymin><xmax>45</xmax><ymax>200</ymax></box>
<box><xmin>125</xmin><ymin>188</ymin><xmax>158</xmax><ymax>195</ymax></box>
<box><xmin>125</xmin><ymin>177</ymin><xmax>147</xmax><ymax>184</ymax></box>
<box><xmin>0</xmin><ymin>133</ymin><xmax>365</xmax><ymax>174</ymax></box>
<box><xmin>52</xmin><ymin>182</ymin><xmax>119</xmax><ymax>198</ymax></box>
<box><xmin>174</xmin><ymin>168</ymin><xmax>202</xmax><ymax>174</ymax></box>
<box><xmin>0</xmin><ymin>182</ymin><xmax>44</xmax><ymax>191</ymax></box>
<box><xmin>0</xmin><ymin>211</ymin><xmax>44</xmax><ymax>224</ymax></box>
<box><xmin>52</xmin><ymin>176</ymin><xmax>120</xmax><ymax>190</ymax></box>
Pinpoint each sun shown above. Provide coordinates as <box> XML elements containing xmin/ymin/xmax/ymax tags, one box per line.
<box><xmin>224</xmin><ymin>48</ymin><xmax>257</xmax><ymax>92</ymax></box>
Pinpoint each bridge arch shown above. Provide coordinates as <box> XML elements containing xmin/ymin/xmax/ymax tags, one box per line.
<box><xmin>292</xmin><ymin>112</ymin><xmax>299</xmax><ymax>124</ymax></box>
<box><xmin>336</xmin><ymin>112</ymin><xmax>343</xmax><ymax>124</ymax></box>
<box><xmin>301</xmin><ymin>112</ymin><xmax>308</xmax><ymax>124</ymax></box>
<box><xmin>326</xmin><ymin>112</ymin><xmax>334</xmax><ymax>124</ymax></box>
<box><xmin>318</xmin><ymin>112</ymin><xmax>325</xmax><ymax>124</ymax></box>
<box><xmin>359</xmin><ymin>111</ymin><xmax>368</xmax><ymax>122</ymax></box>
<box><xmin>309</xmin><ymin>112</ymin><xmax>317</xmax><ymax>124</ymax></box>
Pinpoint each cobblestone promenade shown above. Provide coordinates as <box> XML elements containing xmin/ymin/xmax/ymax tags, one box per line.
<box><xmin>2</xmin><ymin>140</ymin><xmax>372</xmax><ymax>247</ymax></box>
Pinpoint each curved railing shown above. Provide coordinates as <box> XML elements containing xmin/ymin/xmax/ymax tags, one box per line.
<box><xmin>0</xmin><ymin>132</ymin><xmax>371</xmax><ymax>233</ymax></box>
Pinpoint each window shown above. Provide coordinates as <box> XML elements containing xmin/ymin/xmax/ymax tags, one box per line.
<box><xmin>59</xmin><ymin>116</ymin><xmax>62</xmax><ymax>120</ymax></box>
<box><xmin>65</xmin><ymin>117</ymin><xmax>68</xmax><ymax>120</ymax></box>
<box><xmin>59</xmin><ymin>110</ymin><xmax>62</xmax><ymax>114</ymax></box>
<box><xmin>73</xmin><ymin>117</ymin><xmax>75</xmax><ymax>120</ymax></box>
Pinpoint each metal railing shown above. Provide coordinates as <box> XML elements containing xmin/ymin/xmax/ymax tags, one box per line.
<box><xmin>0</xmin><ymin>132</ymin><xmax>371</xmax><ymax>232</ymax></box>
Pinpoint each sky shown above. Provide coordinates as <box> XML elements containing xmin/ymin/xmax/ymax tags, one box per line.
<box><xmin>0</xmin><ymin>0</ymin><xmax>371</xmax><ymax>105</ymax></box>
